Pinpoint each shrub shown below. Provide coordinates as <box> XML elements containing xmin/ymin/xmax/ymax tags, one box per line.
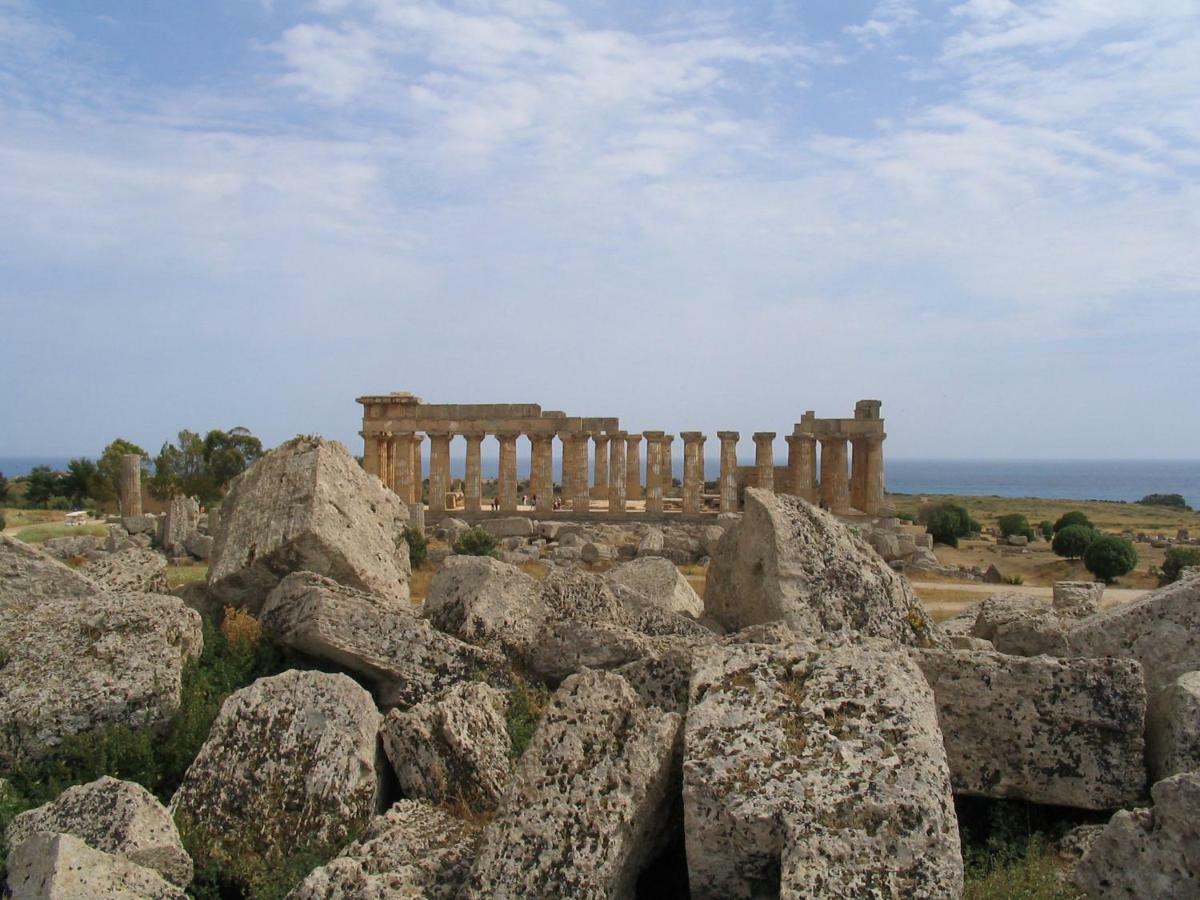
<box><xmin>1161</xmin><ymin>547</ymin><xmax>1200</xmax><ymax>584</ymax></box>
<box><xmin>221</xmin><ymin>606</ymin><xmax>263</xmax><ymax>651</ymax></box>
<box><xmin>1053</xmin><ymin>511</ymin><xmax>1092</xmax><ymax>532</ymax></box>
<box><xmin>896</xmin><ymin>510</ymin><xmax>916</xmax><ymax>523</ymax></box>
<box><xmin>1052</xmin><ymin>525</ymin><xmax>1097</xmax><ymax>560</ymax></box>
<box><xmin>924</xmin><ymin>502</ymin><xmax>973</xmax><ymax>548</ymax></box>
<box><xmin>505</xmin><ymin>680</ymin><xmax>549</xmax><ymax>760</ymax></box>
<box><xmin>1137</xmin><ymin>493</ymin><xmax>1191</xmax><ymax>510</ymax></box>
<box><xmin>1084</xmin><ymin>535</ymin><xmax>1138</xmax><ymax>583</ymax></box>
<box><xmin>402</xmin><ymin>524</ymin><xmax>427</xmax><ymax>569</ymax></box>
<box><xmin>1039</xmin><ymin>521</ymin><xmax>1053</xmax><ymax>540</ymax></box>
<box><xmin>997</xmin><ymin>514</ymin><xmax>1035</xmax><ymax>541</ymax></box>
<box><xmin>453</xmin><ymin>526</ymin><xmax>498</xmax><ymax>558</ymax></box>
<box><xmin>1002</xmin><ymin>574</ymin><xmax>1025</xmax><ymax>585</ymax></box>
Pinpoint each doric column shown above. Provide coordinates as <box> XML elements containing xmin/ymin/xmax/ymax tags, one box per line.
<box><xmin>644</xmin><ymin>431</ymin><xmax>664</xmax><ymax>514</ymax></box>
<box><xmin>717</xmin><ymin>431</ymin><xmax>740</xmax><ymax>513</ymax></box>
<box><xmin>391</xmin><ymin>432</ymin><xmax>412</xmax><ymax>502</ymax></box>
<box><xmin>661</xmin><ymin>435</ymin><xmax>675</xmax><ymax>496</ymax></box>
<box><xmin>381</xmin><ymin>434</ymin><xmax>396</xmax><ymax>492</ymax></box>
<box><xmin>592</xmin><ymin>433</ymin><xmax>610</xmax><ymax>499</ymax></box>
<box><xmin>428</xmin><ymin>431</ymin><xmax>452</xmax><ymax>514</ymax></box>
<box><xmin>785</xmin><ymin>434</ymin><xmax>817</xmax><ymax>502</ymax></box>
<box><xmin>819</xmin><ymin>435</ymin><xmax>851</xmax><ymax>514</ymax></box>
<box><xmin>608</xmin><ymin>432</ymin><xmax>627</xmax><ymax>516</ymax></box>
<box><xmin>625</xmin><ymin>435</ymin><xmax>643</xmax><ymax>501</ymax></box>
<box><xmin>753</xmin><ymin>432</ymin><xmax>776</xmax><ymax>492</ymax></box>
<box><xmin>864</xmin><ymin>433</ymin><xmax>886</xmax><ymax>515</ymax></box>
<box><xmin>497</xmin><ymin>433</ymin><xmax>519</xmax><ymax>512</ymax></box>
<box><xmin>410</xmin><ymin>434</ymin><xmax>423</xmax><ymax>505</ymax></box>
<box><xmin>463</xmin><ymin>432</ymin><xmax>484</xmax><ymax>512</ymax></box>
<box><xmin>681</xmin><ymin>432</ymin><xmax>705</xmax><ymax>515</ymax></box>
<box><xmin>850</xmin><ymin>437</ymin><xmax>868</xmax><ymax>511</ymax></box>
<box><xmin>362</xmin><ymin>434</ymin><xmax>382</xmax><ymax>481</ymax></box>
<box><xmin>532</xmin><ymin>435</ymin><xmax>554</xmax><ymax>513</ymax></box>
<box><xmin>571</xmin><ymin>432</ymin><xmax>592</xmax><ymax>512</ymax></box>
<box><xmin>119</xmin><ymin>453</ymin><xmax>143</xmax><ymax>517</ymax></box>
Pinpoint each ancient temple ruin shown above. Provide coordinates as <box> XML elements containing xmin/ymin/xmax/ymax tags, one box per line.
<box><xmin>357</xmin><ymin>393</ymin><xmax>887</xmax><ymax>518</ymax></box>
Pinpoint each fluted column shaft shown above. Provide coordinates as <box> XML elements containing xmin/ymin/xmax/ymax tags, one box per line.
<box><xmin>625</xmin><ymin>435</ymin><xmax>643</xmax><ymax>501</ymax></box>
<box><xmin>819</xmin><ymin>436</ymin><xmax>851</xmax><ymax>514</ymax></box>
<box><xmin>119</xmin><ymin>454</ymin><xmax>143</xmax><ymax>517</ymax></box>
<box><xmin>662</xmin><ymin>436</ymin><xmax>675</xmax><ymax>495</ymax></box>
<box><xmin>362</xmin><ymin>435</ymin><xmax>381</xmax><ymax>482</ymax></box>
<box><xmin>497</xmin><ymin>433</ymin><xmax>519</xmax><ymax>512</ymax></box>
<box><xmin>681</xmin><ymin>432</ymin><xmax>705</xmax><ymax>514</ymax></box>
<box><xmin>378</xmin><ymin>436</ymin><xmax>392</xmax><ymax>491</ymax></box>
<box><xmin>753</xmin><ymin>432</ymin><xmax>776</xmax><ymax>492</ymax></box>
<box><xmin>428</xmin><ymin>432</ymin><xmax>452</xmax><ymax>513</ymax></box>
<box><xmin>532</xmin><ymin>435</ymin><xmax>554</xmax><ymax>513</ymax></box>
<box><xmin>850</xmin><ymin>437</ymin><xmax>868</xmax><ymax>512</ymax></box>
<box><xmin>592</xmin><ymin>434</ymin><xmax>610</xmax><ymax>499</ymax></box>
<box><xmin>464</xmin><ymin>433</ymin><xmax>484</xmax><ymax>512</ymax></box>
<box><xmin>571</xmin><ymin>433</ymin><xmax>591</xmax><ymax>512</ymax></box>
<box><xmin>786</xmin><ymin>434</ymin><xmax>817</xmax><ymax>502</ymax></box>
<box><xmin>410</xmin><ymin>435</ymin><xmax>423</xmax><ymax>505</ymax></box>
<box><xmin>864</xmin><ymin>433</ymin><xmax>886</xmax><ymax>515</ymax></box>
<box><xmin>644</xmin><ymin>431</ymin><xmax>664</xmax><ymax>514</ymax></box>
<box><xmin>608</xmin><ymin>433</ymin><xmax>627</xmax><ymax>516</ymax></box>
<box><xmin>718</xmin><ymin>431</ymin><xmax>740</xmax><ymax>513</ymax></box>
<box><xmin>391</xmin><ymin>433</ymin><xmax>412</xmax><ymax>502</ymax></box>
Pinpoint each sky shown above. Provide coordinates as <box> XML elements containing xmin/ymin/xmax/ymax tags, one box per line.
<box><xmin>1</xmin><ymin>0</ymin><xmax>1197</xmax><ymax>461</ymax></box>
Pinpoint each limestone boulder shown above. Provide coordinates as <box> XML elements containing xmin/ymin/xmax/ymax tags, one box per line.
<box><xmin>580</xmin><ymin>541</ymin><xmax>616</xmax><ymax>563</ymax></box>
<box><xmin>1146</xmin><ymin>671</ymin><xmax>1200</xmax><ymax>784</ymax></box>
<box><xmin>380</xmin><ymin>681</ymin><xmax>512</xmax><ymax>813</ymax></box>
<box><xmin>183</xmin><ymin>531</ymin><xmax>213</xmax><ymax>560</ymax></box>
<box><xmin>0</xmin><ymin>534</ymin><xmax>101</xmax><ymax>608</ymax></box>
<box><xmin>1074</xmin><ymin>772</ymin><xmax>1200</xmax><ymax>898</ymax></box>
<box><xmin>969</xmin><ymin>594</ymin><xmax>1071</xmax><ymax>656</ymax></box>
<box><xmin>171</xmin><ymin>670</ymin><xmax>380</xmax><ymax>870</ymax></box>
<box><xmin>158</xmin><ymin>496</ymin><xmax>199</xmax><ymax>557</ymax></box>
<box><xmin>289</xmin><ymin>800</ymin><xmax>476</xmax><ymax>900</ymax></box>
<box><xmin>5</xmin><ymin>832</ymin><xmax>185</xmax><ymax>899</ymax></box>
<box><xmin>6</xmin><ymin>776</ymin><xmax>192</xmax><ymax>887</ymax></box>
<box><xmin>423</xmin><ymin>555</ymin><xmax>544</xmax><ymax>658</ymax></box>
<box><xmin>79</xmin><ymin>547</ymin><xmax>170</xmax><ymax>594</ymax></box>
<box><xmin>705</xmin><ymin>488</ymin><xmax>945</xmax><ymax>647</ymax></box>
<box><xmin>207</xmin><ymin>435</ymin><xmax>410</xmax><ymax>614</ymax></box>
<box><xmin>40</xmin><ymin>534</ymin><xmax>101</xmax><ymax>560</ymax></box>
<box><xmin>615</xmin><ymin>643</ymin><xmax>696</xmax><ymax>714</ymax></box>
<box><xmin>1053</xmin><ymin>580</ymin><xmax>1104</xmax><ymax>615</ymax></box>
<box><xmin>0</xmin><ymin>591</ymin><xmax>202</xmax><ymax>767</ymax></box>
<box><xmin>868</xmin><ymin>529</ymin><xmax>901</xmax><ymax>561</ymax></box>
<box><xmin>604</xmin><ymin>556</ymin><xmax>703</xmax><ymax>619</ymax></box>
<box><xmin>260</xmin><ymin>571</ymin><xmax>510</xmax><ymax>709</ymax></box>
<box><xmin>122</xmin><ymin>514</ymin><xmax>157</xmax><ymax>535</ymax></box>
<box><xmin>480</xmin><ymin>516</ymin><xmax>535</xmax><ymax>538</ymax></box>
<box><xmin>104</xmin><ymin>525</ymin><xmax>134</xmax><ymax>553</ymax></box>
<box><xmin>637</xmin><ymin>527</ymin><xmax>665</xmax><ymax>556</ymax></box>
<box><xmin>915</xmin><ymin>649</ymin><xmax>1146</xmax><ymax>810</ymax></box>
<box><xmin>684</xmin><ymin>639</ymin><xmax>962</xmax><ymax>899</ymax></box>
<box><xmin>464</xmin><ymin>669</ymin><xmax>682</xmax><ymax>898</ymax></box>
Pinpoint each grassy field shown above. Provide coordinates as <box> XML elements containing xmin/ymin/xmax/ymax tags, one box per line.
<box><xmin>166</xmin><ymin>563</ymin><xmax>208</xmax><ymax>588</ymax></box>
<box><xmin>14</xmin><ymin>523</ymin><xmax>109</xmax><ymax>543</ymax></box>
<box><xmin>889</xmin><ymin>493</ymin><xmax>1200</xmax><ymax>535</ymax></box>
<box><xmin>1</xmin><ymin>508</ymin><xmax>77</xmax><ymax>531</ymax></box>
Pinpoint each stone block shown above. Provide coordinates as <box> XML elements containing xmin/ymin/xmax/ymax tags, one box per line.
<box><xmin>1146</xmin><ymin>671</ymin><xmax>1200</xmax><ymax>784</ymax></box>
<box><xmin>480</xmin><ymin>517</ymin><xmax>535</xmax><ymax>538</ymax></box>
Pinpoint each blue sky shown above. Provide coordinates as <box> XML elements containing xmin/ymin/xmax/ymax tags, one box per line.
<box><xmin>1</xmin><ymin>0</ymin><xmax>1197</xmax><ymax>460</ymax></box>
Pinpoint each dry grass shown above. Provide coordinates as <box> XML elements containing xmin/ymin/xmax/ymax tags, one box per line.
<box><xmin>518</xmin><ymin>561</ymin><xmax>550</xmax><ymax>580</ymax></box>
<box><xmin>409</xmin><ymin>567</ymin><xmax>438</xmax><ymax>603</ymax></box>
<box><xmin>1</xmin><ymin>508</ymin><xmax>66</xmax><ymax>530</ymax></box>
<box><xmin>221</xmin><ymin>606</ymin><xmax>263</xmax><ymax>650</ymax></box>
<box><xmin>889</xmin><ymin>493</ymin><xmax>1200</xmax><ymax>535</ymax></box>
<box><xmin>166</xmin><ymin>564</ymin><xmax>208</xmax><ymax>588</ymax></box>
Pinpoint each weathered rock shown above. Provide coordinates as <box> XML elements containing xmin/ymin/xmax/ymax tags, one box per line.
<box><xmin>868</xmin><ymin>529</ymin><xmax>901</xmax><ymax>561</ymax></box>
<box><xmin>0</xmin><ymin>534</ymin><xmax>101</xmax><ymax>608</ymax></box>
<box><xmin>1074</xmin><ymin>772</ymin><xmax>1200</xmax><ymax>898</ymax></box>
<box><xmin>1053</xmin><ymin>580</ymin><xmax>1104</xmax><ymax>614</ymax></box>
<box><xmin>1146</xmin><ymin>671</ymin><xmax>1200</xmax><ymax>784</ymax></box>
<box><xmin>289</xmin><ymin>800</ymin><xmax>475</xmax><ymax>900</ymax></box>
<box><xmin>969</xmin><ymin>593</ymin><xmax>1072</xmax><ymax>656</ymax></box>
<box><xmin>537</xmin><ymin>521</ymin><xmax>563</xmax><ymax>541</ymax></box>
<box><xmin>260</xmin><ymin>571</ymin><xmax>509</xmax><ymax>709</ymax></box>
<box><xmin>915</xmin><ymin>649</ymin><xmax>1146</xmax><ymax>810</ymax></box>
<box><xmin>208</xmin><ymin>436</ymin><xmax>410</xmax><ymax>614</ymax></box>
<box><xmin>1008</xmin><ymin>534</ymin><xmax>1029</xmax><ymax>547</ymax></box>
<box><xmin>380</xmin><ymin>681</ymin><xmax>512</xmax><ymax>813</ymax></box>
<box><xmin>604</xmin><ymin>556</ymin><xmax>703</xmax><ymax>619</ymax></box>
<box><xmin>615</xmin><ymin>643</ymin><xmax>695</xmax><ymax>714</ymax></box>
<box><xmin>636</xmin><ymin>527</ymin><xmax>665</xmax><ymax>556</ymax></box>
<box><xmin>79</xmin><ymin>547</ymin><xmax>170</xmax><ymax>594</ymax></box>
<box><xmin>982</xmin><ymin>564</ymin><xmax>1004</xmax><ymax>584</ymax></box>
<box><xmin>171</xmin><ymin>670</ymin><xmax>381</xmax><ymax>870</ymax></box>
<box><xmin>158</xmin><ymin>496</ymin><xmax>199</xmax><ymax>557</ymax></box>
<box><xmin>423</xmin><ymin>555</ymin><xmax>544</xmax><ymax>659</ymax></box>
<box><xmin>122</xmin><ymin>514</ymin><xmax>157</xmax><ymax>536</ymax></box>
<box><xmin>705</xmin><ymin>488</ymin><xmax>945</xmax><ymax>647</ymax></box>
<box><xmin>464</xmin><ymin>670</ymin><xmax>682</xmax><ymax>898</ymax></box>
<box><xmin>5</xmin><ymin>832</ymin><xmax>185</xmax><ymax>899</ymax></box>
<box><xmin>39</xmin><ymin>534</ymin><xmax>101</xmax><ymax>560</ymax></box>
<box><xmin>104</xmin><ymin>525</ymin><xmax>133</xmax><ymax>554</ymax></box>
<box><xmin>551</xmin><ymin>545</ymin><xmax>582</xmax><ymax>562</ymax></box>
<box><xmin>183</xmin><ymin>531</ymin><xmax>213</xmax><ymax>560</ymax></box>
<box><xmin>684</xmin><ymin>639</ymin><xmax>962</xmax><ymax>899</ymax></box>
<box><xmin>480</xmin><ymin>516</ymin><xmax>535</xmax><ymax>538</ymax></box>
<box><xmin>6</xmin><ymin>776</ymin><xmax>192</xmax><ymax>887</ymax></box>
<box><xmin>580</xmin><ymin>541</ymin><xmax>616</xmax><ymax>563</ymax></box>
<box><xmin>700</xmin><ymin>524</ymin><xmax>725</xmax><ymax>559</ymax></box>
<box><xmin>0</xmin><ymin>591</ymin><xmax>202</xmax><ymax>767</ymax></box>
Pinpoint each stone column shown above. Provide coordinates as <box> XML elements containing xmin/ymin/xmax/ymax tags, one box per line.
<box><xmin>661</xmin><ymin>435</ymin><xmax>675</xmax><ymax>496</ymax></box>
<box><xmin>428</xmin><ymin>431</ymin><xmax>451</xmax><ymax>514</ymax></box>
<box><xmin>592</xmin><ymin>433</ymin><xmax>610</xmax><ymax>499</ymax></box>
<box><xmin>497</xmin><ymin>433</ymin><xmax>519</xmax><ymax>512</ymax></box>
<box><xmin>625</xmin><ymin>435</ymin><xmax>643</xmax><ymax>502</ymax></box>
<box><xmin>410</xmin><ymin>435</ymin><xmax>424</xmax><ymax>506</ymax></box>
<box><xmin>463</xmin><ymin>432</ymin><xmax>484</xmax><ymax>512</ymax></box>
<box><xmin>608</xmin><ymin>432</ymin><xmax>627</xmax><ymax>516</ymax></box>
<box><xmin>850</xmin><ymin>438</ymin><xmax>868</xmax><ymax>511</ymax></box>
<box><xmin>571</xmin><ymin>433</ymin><xmax>592</xmax><ymax>512</ymax></box>
<box><xmin>819</xmin><ymin>435</ymin><xmax>851</xmax><ymax>514</ymax></box>
<box><xmin>681</xmin><ymin>432</ymin><xmax>705</xmax><ymax>515</ymax></box>
<box><xmin>532</xmin><ymin>435</ymin><xmax>554</xmax><ymax>514</ymax></box>
<box><xmin>119</xmin><ymin>453</ymin><xmax>143</xmax><ymax>517</ymax></box>
<box><xmin>753</xmin><ymin>432</ymin><xmax>776</xmax><ymax>492</ymax></box>
<box><xmin>644</xmin><ymin>431</ymin><xmax>664</xmax><ymax>515</ymax></box>
<box><xmin>362</xmin><ymin>434</ymin><xmax>381</xmax><ymax>482</ymax></box>
<box><xmin>391</xmin><ymin>433</ymin><xmax>412</xmax><ymax>502</ymax></box>
<box><xmin>717</xmin><ymin>431</ymin><xmax>740</xmax><ymax>513</ymax></box>
<box><xmin>786</xmin><ymin>434</ymin><xmax>817</xmax><ymax>503</ymax></box>
<box><xmin>864</xmin><ymin>433</ymin><xmax>886</xmax><ymax>516</ymax></box>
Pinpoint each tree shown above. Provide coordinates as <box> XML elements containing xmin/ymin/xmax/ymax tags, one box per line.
<box><xmin>1039</xmin><ymin>521</ymin><xmax>1054</xmax><ymax>540</ymax></box>
<box><xmin>151</xmin><ymin>427</ymin><xmax>263</xmax><ymax>503</ymax></box>
<box><xmin>1052</xmin><ymin>524</ymin><xmax>1097</xmax><ymax>560</ymax></box>
<box><xmin>923</xmin><ymin>501</ymin><xmax>974</xmax><ymax>548</ymax></box>
<box><xmin>997</xmin><ymin>513</ymin><xmax>1035</xmax><ymax>541</ymax></box>
<box><xmin>202</xmin><ymin>427</ymin><xmax>263</xmax><ymax>490</ymax></box>
<box><xmin>1161</xmin><ymin>547</ymin><xmax>1200</xmax><ymax>584</ymax></box>
<box><xmin>23</xmin><ymin>466</ymin><xmax>66</xmax><ymax>507</ymax></box>
<box><xmin>0</xmin><ymin>471</ymin><xmax>8</xmax><ymax>504</ymax></box>
<box><xmin>1084</xmin><ymin>535</ymin><xmax>1138</xmax><ymax>583</ymax></box>
<box><xmin>402</xmin><ymin>525</ymin><xmax>427</xmax><ymax>569</ymax></box>
<box><xmin>1053</xmin><ymin>511</ymin><xmax>1092</xmax><ymax>532</ymax></box>
<box><xmin>61</xmin><ymin>457</ymin><xmax>103</xmax><ymax>506</ymax></box>
<box><xmin>452</xmin><ymin>526</ymin><xmax>499</xmax><ymax>558</ymax></box>
<box><xmin>1137</xmin><ymin>493</ymin><xmax>1191</xmax><ymax>510</ymax></box>
<box><xmin>97</xmin><ymin>439</ymin><xmax>149</xmax><ymax>504</ymax></box>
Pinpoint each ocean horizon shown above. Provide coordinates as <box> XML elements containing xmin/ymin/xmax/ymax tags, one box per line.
<box><xmin>3</xmin><ymin>455</ymin><xmax>1197</xmax><ymax>509</ymax></box>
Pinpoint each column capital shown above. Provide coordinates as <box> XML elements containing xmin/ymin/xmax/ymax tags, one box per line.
<box><xmin>660</xmin><ymin>434</ymin><xmax>675</xmax><ymax>442</ymax></box>
<box><xmin>593</xmin><ymin>433</ymin><xmax>610</xmax><ymax>444</ymax></box>
<box><xmin>495</xmin><ymin>431</ymin><xmax>521</xmax><ymax>441</ymax></box>
<box><xmin>717</xmin><ymin>430</ymin><xmax>740</xmax><ymax>441</ymax></box>
<box><xmin>820</xmin><ymin>433</ymin><xmax>849</xmax><ymax>444</ymax></box>
<box><xmin>680</xmin><ymin>431</ymin><xmax>705</xmax><ymax>442</ymax></box>
<box><xmin>643</xmin><ymin>430</ymin><xmax>665</xmax><ymax>440</ymax></box>
<box><xmin>626</xmin><ymin>433</ymin><xmax>642</xmax><ymax>444</ymax></box>
<box><xmin>461</xmin><ymin>431</ymin><xmax>486</xmax><ymax>442</ymax></box>
<box><xmin>753</xmin><ymin>431</ymin><xmax>777</xmax><ymax>442</ymax></box>
<box><xmin>611</xmin><ymin>430</ymin><xmax>628</xmax><ymax>440</ymax></box>
<box><xmin>426</xmin><ymin>430</ymin><xmax>453</xmax><ymax>440</ymax></box>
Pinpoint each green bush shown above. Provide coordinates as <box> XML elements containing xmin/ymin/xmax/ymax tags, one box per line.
<box><xmin>1137</xmin><ymin>493</ymin><xmax>1191</xmax><ymax>510</ymax></box>
<box><xmin>896</xmin><ymin>510</ymin><xmax>916</xmax><ymax>523</ymax></box>
<box><xmin>401</xmin><ymin>525</ymin><xmax>427</xmax><ymax>569</ymax></box>
<box><xmin>1161</xmin><ymin>546</ymin><xmax>1200</xmax><ymax>584</ymax></box>
<box><xmin>1084</xmin><ymin>535</ymin><xmax>1138</xmax><ymax>583</ymax></box>
<box><xmin>1002</xmin><ymin>574</ymin><xmax>1025</xmax><ymax>585</ymax></box>
<box><xmin>924</xmin><ymin>502</ymin><xmax>974</xmax><ymax>548</ymax></box>
<box><xmin>1053</xmin><ymin>511</ymin><xmax>1092</xmax><ymax>532</ymax></box>
<box><xmin>1039</xmin><ymin>521</ymin><xmax>1054</xmax><ymax>540</ymax></box>
<box><xmin>453</xmin><ymin>526</ymin><xmax>499</xmax><ymax>558</ymax></box>
<box><xmin>997</xmin><ymin>514</ymin><xmax>1035</xmax><ymax>541</ymax></box>
<box><xmin>506</xmin><ymin>680</ymin><xmax>550</xmax><ymax>760</ymax></box>
<box><xmin>1052</xmin><ymin>525</ymin><xmax>1097</xmax><ymax>560</ymax></box>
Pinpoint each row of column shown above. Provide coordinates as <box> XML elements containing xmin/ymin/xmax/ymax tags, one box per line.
<box><xmin>364</xmin><ymin>429</ymin><xmax>884</xmax><ymax>516</ymax></box>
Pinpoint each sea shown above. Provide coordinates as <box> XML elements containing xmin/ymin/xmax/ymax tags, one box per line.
<box><xmin>3</xmin><ymin>456</ymin><xmax>1197</xmax><ymax>509</ymax></box>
